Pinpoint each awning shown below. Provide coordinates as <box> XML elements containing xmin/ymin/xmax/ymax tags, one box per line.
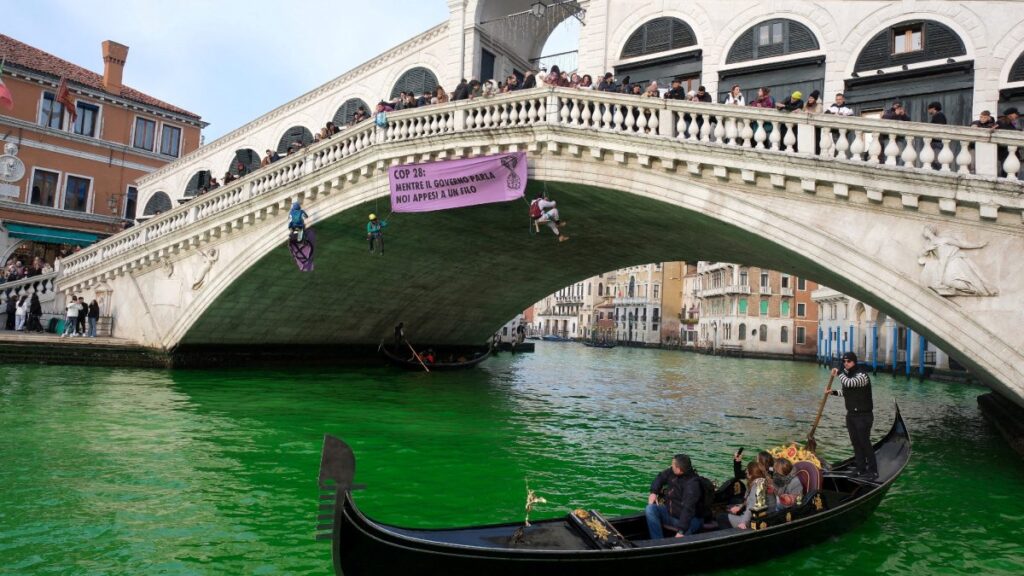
<box><xmin>3</xmin><ymin>223</ymin><xmax>100</xmax><ymax>247</ymax></box>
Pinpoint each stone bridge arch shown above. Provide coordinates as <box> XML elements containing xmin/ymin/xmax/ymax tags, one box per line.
<box><xmin>133</xmin><ymin>147</ymin><xmax>1023</xmax><ymax>406</ymax></box>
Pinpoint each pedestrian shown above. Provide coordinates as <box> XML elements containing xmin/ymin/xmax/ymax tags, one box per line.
<box><xmin>4</xmin><ymin>295</ymin><xmax>15</xmax><ymax>330</ymax></box>
<box><xmin>826</xmin><ymin>352</ymin><xmax>878</xmax><ymax>480</ymax></box>
<box><xmin>76</xmin><ymin>296</ymin><xmax>88</xmax><ymax>335</ymax></box>
<box><xmin>723</xmin><ymin>84</ymin><xmax>744</xmax><ymax>106</ymax></box>
<box><xmin>62</xmin><ymin>296</ymin><xmax>80</xmax><ymax>337</ymax></box>
<box><xmin>927</xmin><ymin>101</ymin><xmax>947</xmax><ymax>125</ymax></box>
<box><xmin>14</xmin><ymin>295</ymin><xmax>28</xmax><ymax>331</ymax></box>
<box><xmin>87</xmin><ymin>299</ymin><xmax>100</xmax><ymax>337</ymax></box>
<box><xmin>29</xmin><ymin>293</ymin><xmax>42</xmax><ymax>332</ymax></box>
<box><xmin>825</xmin><ymin>93</ymin><xmax>853</xmax><ymax>116</ymax></box>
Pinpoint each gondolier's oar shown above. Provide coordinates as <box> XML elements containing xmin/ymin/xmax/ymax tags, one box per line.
<box><xmin>806</xmin><ymin>373</ymin><xmax>834</xmax><ymax>453</ymax></box>
<box><xmin>406</xmin><ymin>341</ymin><xmax>430</xmax><ymax>373</ymax></box>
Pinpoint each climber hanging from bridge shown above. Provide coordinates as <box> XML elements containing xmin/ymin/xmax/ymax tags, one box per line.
<box><xmin>287</xmin><ymin>201</ymin><xmax>316</xmax><ymax>272</ymax></box>
<box><xmin>367</xmin><ymin>213</ymin><xmax>389</xmax><ymax>255</ymax></box>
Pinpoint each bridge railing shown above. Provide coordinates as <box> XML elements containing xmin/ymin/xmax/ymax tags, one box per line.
<box><xmin>0</xmin><ymin>272</ymin><xmax>59</xmax><ymax>308</ymax></box>
<box><xmin>60</xmin><ymin>87</ymin><xmax>1024</xmax><ymax>280</ymax></box>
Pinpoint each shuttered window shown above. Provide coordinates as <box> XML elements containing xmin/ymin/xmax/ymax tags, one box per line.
<box><xmin>333</xmin><ymin>98</ymin><xmax>370</xmax><ymax>127</ymax></box>
<box><xmin>1009</xmin><ymin>51</ymin><xmax>1024</xmax><ymax>82</ymax></box>
<box><xmin>143</xmin><ymin>192</ymin><xmax>172</xmax><ymax>216</ymax></box>
<box><xmin>726</xmin><ymin>19</ymin><xmax>819</xmax><ymax>64</ymax></box>
<box><xmin>277</xmin><ymin>126</ymin><xmax>314</xmax><ymax>154</ymax></box>
<box><xmin>854</xmin><ymin>20</ymin><xmax>965</xmax><ymax>72</ymax></box>
<box><xmin>390</xmin><ymin>67</ymin><xmax>439</xmax><ymax>99</ymax></box>
<box><xmin>620</xmin><ymin>18</ymin><xmax>697</xmax><ymax>59</ymax></box>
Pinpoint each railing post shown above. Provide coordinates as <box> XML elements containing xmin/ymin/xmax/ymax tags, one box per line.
<box><xmin>658</xmin><ymin>108</ymin><xmax>674</xmax><ymax>138</ymax></box>
<box><xmin>796</xmin><ymin>116</ymin><xmax>816</xmax><ymax>155</ymax></box>
<box><xmin>975</xmin><ymin>141</ymin><xmax>998</xmax><ymax>177</ymax></box>
<box><xmin>453</xmin><ymin>106</ymin><xmax>466</xmax><ymax>132</ymax></box>
<box><xmin>545</xmin><ymin>89</ymin><xmax>559</xmax><ymax>124</ymax></box>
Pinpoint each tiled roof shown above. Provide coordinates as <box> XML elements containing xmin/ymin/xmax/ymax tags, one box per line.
<box><xmin>0</xmin><ymin>34</ymin><xmax>201</xmax><ymax>120</ymax></box>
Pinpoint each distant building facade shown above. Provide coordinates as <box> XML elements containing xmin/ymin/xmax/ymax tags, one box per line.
<box><xmin>0</xmin><ymin>34</ymin><xmax>204</xmax><ymax>269</ymax></box>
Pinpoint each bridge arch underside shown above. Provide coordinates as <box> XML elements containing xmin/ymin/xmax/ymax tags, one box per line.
<box><xmin>176</xmin><ymin>175</ymin><xmax>1022</xmax><ymax>404</ymax></box>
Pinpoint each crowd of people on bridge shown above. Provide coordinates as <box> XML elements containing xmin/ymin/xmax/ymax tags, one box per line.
<box><xmin>1</xmin><ymin>256</ymin><xmax>52</xmax><ymax>284</ymax></box>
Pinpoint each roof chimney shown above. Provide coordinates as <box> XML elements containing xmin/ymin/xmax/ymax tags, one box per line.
<box><xmin>101</xmin><ymin>40</ymin><xmax>129</xmax><ymax>94</ymax></box>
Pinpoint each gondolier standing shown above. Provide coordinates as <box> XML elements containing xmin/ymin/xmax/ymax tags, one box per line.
<box><xmin>827</xmin><ymin>352</ymin><xmax>877</xmax><ymax>480</ymax></box>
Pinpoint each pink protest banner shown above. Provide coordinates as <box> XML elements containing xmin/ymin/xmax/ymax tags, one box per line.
<box><xmin>389</xmin><ymin>152</ymin><xmax>526</xmax><ymax>213</ymax></box>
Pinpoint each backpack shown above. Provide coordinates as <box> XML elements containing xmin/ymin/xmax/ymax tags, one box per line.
<box><xmin>529</xmin><ymin>199</ymin><xmax>542</xmax><ymax>219</ymax></box>
<box><xmin>697</xmin><ymin>475</ymin><xmax>716</xmax><ymax>519</ymax></box>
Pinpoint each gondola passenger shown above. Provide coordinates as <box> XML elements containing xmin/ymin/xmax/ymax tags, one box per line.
<box><xmin>645</xmin><ymin>454</ymin><xmax>704</xmax><ymax>539</ymax></box>
<box><xmin>722</xmin><ymin>462</ymin><xmax>775</xmax><ymax>530</ymax></box>
<box><xmin>770</xmin><ymin>458</ymin><xmax>803</xmax><ymax>510</ymax></box>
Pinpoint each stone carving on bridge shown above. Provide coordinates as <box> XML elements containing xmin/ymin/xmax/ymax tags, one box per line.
<box><xmin>918</xmin><ymin>226</ymin><xmax>998</xmax><ymax>297</ymax></box>
<box><xmin>191</xmin><ymin>248</ymin><xmax>219</xmax><ymax>291</ymax></box>
<box><xmin>163</xmin><ymin>260</ymin><xmax>174</xmax><ymax>278</ymax></box>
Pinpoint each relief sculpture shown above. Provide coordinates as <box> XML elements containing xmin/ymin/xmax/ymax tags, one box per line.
<box><xmin>192</xmin><ymin>248</ymin><xmax>219</xmax><ymax>291</ymax></box>
<box><xmin>918</xmin><ymin>225</ymin><xmax>998</xmax><ymax>296</ymax></box>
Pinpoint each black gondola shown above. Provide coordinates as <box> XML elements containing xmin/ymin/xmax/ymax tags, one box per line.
<box><xmin>316</xmin><ymin>404</ymin><xmax>911</xmax><ymax>575</ymax></box>
<box><xmin>583</xmin><ymin>340</ymin><xmax>617</xmax><ymax>349</ymax></box>
<box><xmin>380</xmin><ymin>343</ymin><xmax>491</xmax><ymax>371</ymax></box>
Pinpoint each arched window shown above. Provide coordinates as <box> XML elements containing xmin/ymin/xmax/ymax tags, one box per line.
<box><xmin>759</xmin><ymin>324</ymin><xmax>768</xmax><ymax>342</ymax></box>
<box><xmin>738</xmin><ymin>323</ymin><xmax>747</xmax><ymax>340</ymax></box>
<box><xmin>621</xmin><ymin>17</ymin><xmax>697</xmax><ymax>59</ymax></box>
<box><xmin>390</xmin><ymin>67</ymin><xmax>438</xmax><ymax>100</ymax></box>
<box><xmin>1009</xmin><ymin>51</ymin><xmax>1024</xmax><ymax>83</ymax></box>
<box><xmin>781</xmin><ymin>326</ymin><xmax>789</xmax><ymax>343</ymax></box>
<box><xmin>142</xmin><ymin>191</ymin><xmax>171</xmax><ymax>216</ymax></box>
<box><xmin>229</xmin><ymin>149</ymin><xmax>260</xmax><ymax>178</ymax></box>
<box><xmin>277</xmin><ymin>126</ymin><xmax>314</xmax><ymax>154</ymax></box>
<box><xmin>853</xmin><ymin>20</ymin><xmax>966</xmax><ymax>72</ymax></box>
<box><xmin>184</xmin><ymin>170</ymin><xmax>211</xmax><ymax>197</ymax></box>
<box><xmin>628</xmin><ymin>276</ymin><xmax>636</xmax><ymax>298</ymax></box>
<box><xmin>333</xmin><ymin>98</ymin><xmax>370</xmax><ymax>127</ymax></box>
<box><xmin>726</xmin><ymin>19</ymin><xmax>819</xmax><ymax>64</ymax></box>
<box><xmin>587</xmin><ymin>283</ymin><xmax>592</xmax><ymax>296</ymax></box>
<box><xmin>598</xmin><ymin>283</ymin><xmax>603</xmax><ymax>296</ymax></box>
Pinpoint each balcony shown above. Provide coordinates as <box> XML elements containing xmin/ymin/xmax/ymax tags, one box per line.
<box><xmin>779</xmin><ymin>287</ymin><xmax>794</xmax><ymax>297</ymax></box>
<box><xmin>615</xmin><ymin>296</ymin><xmax>653</xmax><ymax>306</ymax></box>
<box><xmin>697</xmin><ymin>262</ymin><xmax>734</xmax><ymax>274</ymax></box>
<box><xmin>696</xmin><ymin>284</ymin><xmax>751</xmax><ymax>298</ymax></box>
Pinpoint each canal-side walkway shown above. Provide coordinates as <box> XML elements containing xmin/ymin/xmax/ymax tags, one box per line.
<box><xmin>0</xmin><ymin>331</ymin><xmax>170</xmax><ymax>368</ymax></box>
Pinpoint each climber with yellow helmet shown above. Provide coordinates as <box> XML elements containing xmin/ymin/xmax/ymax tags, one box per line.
<box><xmin>367</xmin><ymin>213</ymin><xmax>388</xmax><ymax>254</ymax></box>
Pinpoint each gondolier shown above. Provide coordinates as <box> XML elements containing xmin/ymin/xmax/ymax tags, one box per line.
<box><xmin>827</xmin><ymin>352</ymin><xmax>877</xmax><ymax>480</ymax></box>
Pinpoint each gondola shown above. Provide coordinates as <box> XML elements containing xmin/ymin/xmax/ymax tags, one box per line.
<box><xmin>380</xmin><ymin>343</ymin><xmax>491</xmax><ymax>371</ymax></box>
<box><xmin>315</xmin><ymin>403</ymin><xmax>911</xmax><ymax>576</ymax></box>
<box><xmin>541</xmin><ymin>334</ymin><xmax>569</xmax><ymax>342</ymax></box>
<box><xmin>583</xmin><ymin>340</ymin><xmax>617</xmax><ymax>349</ymax></box>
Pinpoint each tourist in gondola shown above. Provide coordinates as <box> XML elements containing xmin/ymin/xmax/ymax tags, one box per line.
<box><xmin>827</xmin><ymin>352</ymin><xmax>877</xmax><ymax>480</ymax></box>
<box><xmin>723</xmin><ymin>460</ymin><xmax>774</xmax><ymax>529</ymax></box>
<box><xmin>645</xmin><ymin>454</ymin><xmax>704</xmax><ymax>539</ymax></box>
<box><xmin>770</xmin><ymin>458</ymin><xmax>803</xmax><ymax>510</ymax></box>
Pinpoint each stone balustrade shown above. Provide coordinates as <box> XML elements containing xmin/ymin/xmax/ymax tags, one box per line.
<box><xmin>60</xmin><ymin>87</ymin><xmax>1024</xmax><ymax>287</ymax></box>
<box><xmin>0</xmin><ymin>272</ymin><xmax>59</xmax><ymax>309</ymax></box>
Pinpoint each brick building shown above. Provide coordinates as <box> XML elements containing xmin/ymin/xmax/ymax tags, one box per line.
<box><xmin>0</xmin><ymin>34</ymin><xmax>204</xmax><ymax>269</ymax></box>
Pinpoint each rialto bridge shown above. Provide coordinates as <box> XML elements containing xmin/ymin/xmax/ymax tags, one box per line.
<box><xmin>1</xmin><ymin>1</ymin><xmax>1023</xmax><ymax>409</ymax></box>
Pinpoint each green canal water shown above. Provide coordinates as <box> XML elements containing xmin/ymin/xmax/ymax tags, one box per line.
<box><xmin>1</xmin><ymin>345</ymin><xmax>1022</xmax><ymax>575</ymax></box>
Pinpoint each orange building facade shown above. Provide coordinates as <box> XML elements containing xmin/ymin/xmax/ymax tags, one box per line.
<box><xmin>0</xmin><ymin>34</ymin><xmax>203</xmax><ymax>269</ymax></box>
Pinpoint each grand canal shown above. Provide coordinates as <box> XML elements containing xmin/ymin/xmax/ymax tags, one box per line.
<box><xmin>1</xmin><ymin>344</ymin><xmax>1022</xmax><ymax>575</ymax></box>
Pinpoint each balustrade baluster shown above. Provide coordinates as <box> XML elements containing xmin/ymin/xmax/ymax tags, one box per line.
<box><xmin>739</xmin><ymin>119</ymin><xmax>753</xmax><ymax>148</ymax></box>
<box><xmin>636</xmin><ymin>108</ymin><xmax>648</xmax><ymax>133</ymax></box>
<box><xmin>559</xmin><ymin>99</ymin><xmax>571</xmax><ymax>125</ymax></box>
<box><xmin>849</xmin><ymin>131</ymin><xmax>865</xmax><ymax>161</ymax></box>
<box><xmin>1004</xmin><ymin>146</ymin><xmax>1021</xmax><ymax>180</ymax></box>
<box><xmin>699</xmin><ymin>116</ymin><xmax>712</xmax><ymax>142</ymax></box>
<box><xmin>601</xmin><ymin>104</ymin><xmax>612</xmax><ymax>130</ymax></box>
<box><xmin>612</xmin><ymin>105</ymin><xmax>624</xmax><ymax>131</ymax></box>
<box><xmin>712</xmin><ymin>117</ymin><xmax>725</xmax><ymax>143</ymax></box>
<box><xmin>725</xmin><ymin>117</ymin><xmax>738</xmax><ymax>145</ymax></box>
<box><xmin>648</xmin><ymin>108</ymin><xmax>658</xmax><ymax>134</ymax></box>
<box><xmin>955</xmin><ymin>142</ymin><xmax>973</xmax><ymax>174</ymax></box>
<box><xmin>754</xmin><ymin>121</ymin><xmax>767</xmax><ymax>149</ymax></box>
<box><xmin>483</xmin><ymin>106</ymin><xmax>493</xmax><ymax>127</ymax></box>
<box><xmin>624</xmin><ymin>106</ymin><xmax>636</xmax><ymax>132</ymax></box>
<box><xmin>900</xmin><ymin>136</ymin><xmax>918</xmax><ymax>167</ymax></box>
<box><xmin>835</xmin><ymin>129</ymin><xmax>850</xmax><ymax>160</ymax></box>
<box><xmin>938</xmin><ymin>139</ymin><xmax>954</xmax><ymax>171</ymax></box>
<box><xmin>676</xmin><ymin>112</ymin><xmax>687</xmax><ymax>141</ymax></box>
<box><xmin>884</xmin><ymin>133</ymin><xmax>900</xmax><ymax>166</ymax></box>
<box><xmin>570</xmin><ymin>99</ymin><xmax>581</xmax><ymax>125</ymax></box>
<box><xmin>580</xmin><ymin>101</ymin><xmax>592</xmax><ymax>128</ymax></box>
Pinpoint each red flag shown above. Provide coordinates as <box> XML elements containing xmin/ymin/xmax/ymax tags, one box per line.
<box><xmin>57</xmin><ymin>77</ymin><xmax>77</xmax><ymax>122</ymax></box>
<box><xmin>0</xmin><ymin>59</ymin><xmax>14</xmax><ymax>111</ymax></box>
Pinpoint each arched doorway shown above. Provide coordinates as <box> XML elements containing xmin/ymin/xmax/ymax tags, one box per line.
<box><xmin>276</xmin><ymin>126</ymin><xmax>314</xmax><ymax>155</ymax></box>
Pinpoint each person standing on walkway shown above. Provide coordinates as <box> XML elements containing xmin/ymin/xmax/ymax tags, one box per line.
<box><xmin>62</xmin><ymin>296</ymin><xmax>80</xmax><ymax>338</ymax></box>
<box><xmin>14</xmin><ymin>295</ymin><xmax>28</xmax><ymax>331</ymax></box>
<box><xmin>827</xmin><ymin>351</ymin><xmax>878</xmax><ymax>480</ymax></box>
<box><xmin>87</xmin><ymin>299</ymin><xmax>100</xmax><ymax>338</ymax></box>
<box><xmin>28</xmin><ymin>293</ymin><xmax>42</xmax><ymax>332</ymax></box>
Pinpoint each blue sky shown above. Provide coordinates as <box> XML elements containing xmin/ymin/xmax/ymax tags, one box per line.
<box><xmin>5</xmin><ymin>1</ymin><xmax>577</xmax><ymax>142</ymax></box>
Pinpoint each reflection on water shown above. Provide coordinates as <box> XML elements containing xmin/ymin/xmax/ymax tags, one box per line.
<box><xmin>0</xmin><ymin>345</ymin><xmax>1021</xmax><ymax>575</ymax></box>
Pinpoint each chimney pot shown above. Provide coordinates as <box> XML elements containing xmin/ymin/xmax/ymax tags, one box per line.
<box><xmin>101</xmin><ymin>40</ymin><xmax>129</xmax><ymax>94</ymax></box>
